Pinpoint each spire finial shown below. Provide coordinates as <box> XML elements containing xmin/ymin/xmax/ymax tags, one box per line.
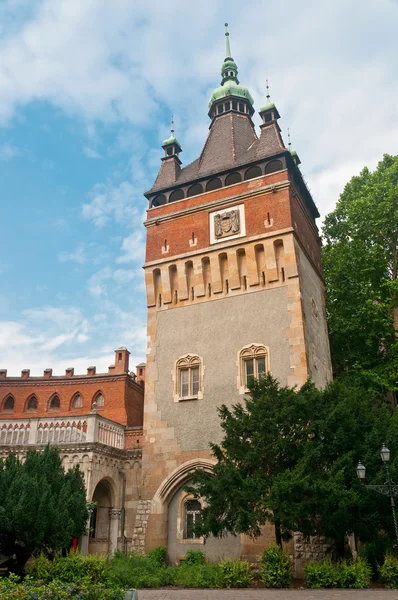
<box><xmin>266</xmin><ymin>79</ymin><xmax>271</xmax><ymax>103</ymax></box>
<box><xmin>225</xmin><ymin>22</ymin><xmax>232</xmax><ymax>59</ymax></box>
<box><xmin>287</xmin><ymin>127</ymin><xmax>292</xmax><ymax>149</ymax></box>
<box><xmin>170</xmin><ymin>115</ymin><xmax>174</xmax><ymax>138</ymax></box>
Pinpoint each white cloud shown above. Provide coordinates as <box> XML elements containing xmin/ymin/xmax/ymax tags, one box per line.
<box><xmin>117</xmin><ymin>231</ymin><xmax>145</xmax><ymax>264</ymax></box>
<box><xmin>82</xmin><ymin>180</ymin><xmax>139</xmax><ymax>227</ymax></box>
<box><xmin>0</xmin><ymin>143</ymin><xmax>20</xmax><ymax>160</ymax></box>
<box><xmin>83</xmin><ymin>146</ymin><xmax>102</xmax><ymax>159</ymax></box>
<box><xmin>58</xmin><ymin>244</ymin><xmax>87</xmax><ymax>264</ymax></box>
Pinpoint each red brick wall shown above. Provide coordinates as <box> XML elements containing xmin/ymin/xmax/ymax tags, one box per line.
<box><xmin>289</xmin><ymin>189</ymin><xmax>322</xmax><ymax>274</ymax></box>
<box><xmin>145</xmin><ymin>171</ymin><xmax>292</xmax><ymax>263</ymax></box>
<box><xmin>0</xmin><ymin>374</ymin><xmax>144</xmax><ymax>427</ymax></box>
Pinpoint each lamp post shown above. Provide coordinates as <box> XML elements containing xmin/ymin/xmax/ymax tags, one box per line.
<box><xmin>356</xmin><ymin>444</ymin><xmax>398</xmax><ymax>542</ymax></box>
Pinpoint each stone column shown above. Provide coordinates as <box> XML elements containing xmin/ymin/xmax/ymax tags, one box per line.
<box><xmin>109</xmin><ymin>509</ymin><xmax>121</xmax><ymax>555</ymax></box>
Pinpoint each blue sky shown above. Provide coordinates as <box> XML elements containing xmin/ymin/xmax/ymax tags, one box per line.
<box><xmin>1</xmin><ymin>0</ymin><xmax>398</xmax><ymax>375</ymax></box>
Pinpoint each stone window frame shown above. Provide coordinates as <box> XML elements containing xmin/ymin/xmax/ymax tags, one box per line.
<box><xmin>176</xmin><ymin>491</ymin><xmax>205</xmax><ymax>545</ymax></box>
<box><xmin>173</xmin><ymin>354</ymin><xmax>204</xmax><ymax>403</ymax></box>
<box><xmin>237</xmin><ymin>343</ymin><xmax>270</xmax><ymax>395</ymax></box>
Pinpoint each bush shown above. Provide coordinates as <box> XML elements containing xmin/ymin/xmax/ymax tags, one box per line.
<box><xmin>359</xmin><ymin>533</ymin><xmax>393</xmax><ymax>578</ymax></box>
<box><xmin>260</xmin><ymin>545</ymin><xmax>292</xmax><ymax>588</ymax></box>
<box><xmin>0</xmin><ymin>576</ymin><xmax>123</xmax><ymax>600</ymax></box>
<box><xmin>219</xmin><ymin>558</ymin><xmax>252</xmax><ymax>588</ymax></box>
<box><xmin>170</xmin><ymin>563</ymin><xmax>221</xmax><ymax>588</ymax></box>
<box><xmin>304</xmin><ymin>558</ymin><xmax>371</xmax><ymax>589</ymax></box>
<box><xmin>106</xmin><ymin>552</ymin><xmax>170</xmax><ymax>588</ymax></box>
<box><xmin>304</xmin><ymin>560</ymin><xmax>339</xmax><ymax>589</ymax></box>
<box><xmin>380</xmin><ymin>554</ymin><xmax>398</xmax><ymax>588</ymax></box>
<box><xmin>147</xmin><ymin>546</ymin><xmax>168</xmax><ymax>566</ymax></box>
<box><xmin>183</xmin><ymin>550</ymin><xmax>206</xmax><ymax>565</ymax></box>
<box><xmin>27</xmin><ymin>551</ymin><xmax>107</xmax><ymax>584</ymax></box>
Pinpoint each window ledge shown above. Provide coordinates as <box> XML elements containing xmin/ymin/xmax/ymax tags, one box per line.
<box><xmin>178</xmin><ymin>396</ymin><xmax>198</xmax><ymax>402</ymax></box>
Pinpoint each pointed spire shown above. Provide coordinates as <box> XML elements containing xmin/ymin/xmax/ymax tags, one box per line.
<box><xmin>225</xmin><ymin>22</ymin><xmax>232</xmax><ymax>59</ymax></box>
<box><xmin>162</xmin><ymin>114</ymin><xmax>182</xmax><ymax>158</ymax></box>
<box><xmin>287</xmin><ymin>127</ymin><xmax>292</xmax><ymax>150</ymax></box>
<box><xmin>260</xmin><ymin>78</ymin><xmax>275</xmax><ymax>112</ymax></box>
<box><xmin>286</xmin><ymin>127</ymin><xmax>300</xmax><ymax>164</ymax></box>
<box><xmin>170</xmin><ymin>115</ymin><xmax>174</xmax><ymax>138</ymax></box>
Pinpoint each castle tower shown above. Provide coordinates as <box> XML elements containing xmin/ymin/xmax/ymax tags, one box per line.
<box><xmin>140</xmin><ymin>26</ymin><xmax>332</xmax><ymax>561</ymax></box>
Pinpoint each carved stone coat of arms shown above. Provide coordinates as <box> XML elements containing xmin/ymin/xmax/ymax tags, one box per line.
<box><xmin>214</xmin><ymin>209</ymin><xmax>240</xmax><ymax>239</ymax></box>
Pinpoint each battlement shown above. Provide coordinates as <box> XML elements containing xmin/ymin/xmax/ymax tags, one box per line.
<box><xmin>0</xmin><ymin>347</ymin><xmax>137</xmax><ymax>381</ymax></box>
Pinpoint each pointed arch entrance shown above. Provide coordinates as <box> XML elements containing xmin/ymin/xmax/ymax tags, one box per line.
<box><xmin>88</xmin><ymin>478</ymin><xmax>119</xmax><ymax>555</ymax></box>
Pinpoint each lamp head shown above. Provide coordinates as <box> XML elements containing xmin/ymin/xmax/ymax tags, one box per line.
<box><xmin>356</xmin><ymin>461</ymin><xmax>366</xmax><ymax>480</ymax></box>
<box><xmin>381</xmin><ymin>444</ymin><xmax>390</xmax><ymax>463</ymax></box>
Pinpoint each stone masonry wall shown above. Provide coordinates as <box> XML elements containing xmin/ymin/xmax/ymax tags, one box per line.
<box><xmin>131</xmin><ymin>500</ymin><xmax>152</xmax><ymax>553</ymax></box>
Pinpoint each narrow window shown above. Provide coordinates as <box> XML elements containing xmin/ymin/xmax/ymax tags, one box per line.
<box><xmin>72</xmin><ymin>394</ymin><xmax>82</xmax><ymax>409</ymax></box>
<box><xmin>49</xmin><ymin>395</ymin><xmax>60</xmax><ymax>411</ymax></box>
<box><xmin>185</xmin><ymin>500</ymin><xmax>202</xmax><ymax>539</ymax></box>
<box><xmin>239</xmin><ymin>345</ymin><xmax>268</xmax><ymax>391</ymax></box>
<box><xmin>26</xmin><ymin>396</ymin><xmax>38</xmax><ymax>411</ymax></box>
<box><xmin>3</xmin><ymin>396</ymin><xmax>14</xmax><ymax>411</ymax></box>
<box><xmin>176</xmin><ymin>355</ymin><xmax>202</xmax><ymax>400</ymax></box>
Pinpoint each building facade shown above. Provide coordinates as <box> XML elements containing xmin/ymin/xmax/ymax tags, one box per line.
<box><xmin>140</xmin><ymin>29</ymin><xmax>332</xmax><ymax>563</ymax></box>
<box><xmin>0</xmin><ymin>28</ymin><xmax>333</xmax><ymax>569</ymax></box>
<box><xmin>0</xmin><ymin>348</ymin><xmax>145</xmax><ymax>555</ymax></box>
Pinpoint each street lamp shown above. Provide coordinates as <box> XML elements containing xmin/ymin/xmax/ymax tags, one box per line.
<box><xmin>357</xmin><ymin>444</ymin><xmax>398</xmax><ymax>541</ymax></box>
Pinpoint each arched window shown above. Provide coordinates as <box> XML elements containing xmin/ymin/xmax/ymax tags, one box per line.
<box><xmin>26</xmin><ymin>396</ymin><xmax>38</xmax><ymax>411</ymax></box>
<box><xmin>93</xmin><ymin>392</ymin><xmax>104</xmax><ymax>409</ymax></box>
<box><xmin>206</xmin><ymin>178</ymin><xmax>222</xmax><ymax>192</ymax></box>
<box><xmin>238</xmin><ymin>344</ymin><xmax>268</xmax><ymax>391</ymax></box>
<box><xmin>152</xmin><ymin>194</ymin><xmax>166</xmax><ymax>207</ymax></box>
<box><xmin>244</xmin><ymin>166</ymin><xmax>262</xmax><ymax>180</ymax></box>
<box><xmin>265</xmin><ymin>159</ymin><xmax>283</xmax><ymax>174</ymax></box>
<box><xmin>49</xmin><ymin>395</ymin><xmax>60</xmax><ymax>411</ymax></box>
<box><xmin>184</xmin><ymin>499</ymin><xmax>202</xmax><ymax>539</ymax></box>
<box><xmin>175</xmin><ymin>355</ymin><xmax>202</xmax><ymax>401</ymax></box>
<box><xmin>71</xmin><ymin>393</ymin><xmax>82</xmax><ymax>409</ymax></box>
<box><xmin>187</xmin><ymin>183</ymin><xmax>203</xmax><ymax>197</ymax></box>
<box><xmin>3</xmin><ymin>395</ymin><xmax>14</xmax><ymax>412</ymax></box>
<box><xmin>169</xmin><ymin>189</ymin><xmax>185</xmax><ymax>203</ymax></box>
<box><xmin>225</xmin><ymin>172</ymin><xmax>242</xmax><ymax>186</ymax></box>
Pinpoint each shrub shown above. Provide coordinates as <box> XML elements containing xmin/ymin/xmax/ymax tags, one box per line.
<box><xmin>304</xmin><ymin>560</ymin><xmax>339</xmax><ymax>589</ymax></box>
<box><xmin>147</xmin><ymin>545</ymin><xmax>168</xmax><ymax>566</ymax></box>
<box><xmin>260</xmin><ymin>545</ymin><xmax>292</xmax><ymax>588</ymax></box>
<box><xmin>359</xmin><ymin>533</ymin><xmax>393</xmax><ymax>578</ymax></box>
<box><xmin>106</xmin><ymin>552</ymin><xmax>170</xmax><ymax>588</ymax></box>
<box><xmin>338</xmin><ymin>558</ymin><xmax>371</xmax><ymax>589</ymax></box>
<box><xmin>170</xmin><ymin>563</ymin><xmax>221</xmax><ymax>588</ymax></box>
<box><xmin>183</xmin><ymin>549</ymin><xmax>206</xmax><ymax>565</ymax></box>
<box><xmin>219</xmin><ymin>557</ymin><xmax>252</xmax><ymax>588</ymax></box>
<box><xmin>304</xmin><ymin>558</ymin><xmax>371</xmax><ymax>589</ymax></box>
<box><xmin>0</xmin><ymin>577</ymin><xmax>123</xmax><ymax>600</ymax></box>
<box><xmin>380</xmin><ymin>554</ymin><xmax>398</xmax><ymax>589</ymax></box>
<box><xmin>26</xmin><ymin>551</ymin><xmax>107</xmax><ymax>584</ymax></box>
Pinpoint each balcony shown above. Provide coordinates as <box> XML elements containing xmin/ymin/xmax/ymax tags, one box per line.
<box><xmin>0</xmin><ymin>413</ymin><xmax>125</xmax><ymax>450</ymax></box>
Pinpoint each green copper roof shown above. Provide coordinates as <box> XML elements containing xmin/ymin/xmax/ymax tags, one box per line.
<box><xmin>209</xmin><ymin>80</ymin><xmax>254</xmax><ymax>107</ymax></box>
<box><xmin>162</xmin><ymin>135</ymin><xmax>181</xmax><ymax>147</ymax></box>
<box><xmin>259</xmin><ymin>100</ymin><xmax>275</xmax><ymax>112</ymax></box>
<box><xmin>208</xmin><ymin>24</ymin><xmax>254</xmax><ymax>109</ymax></box>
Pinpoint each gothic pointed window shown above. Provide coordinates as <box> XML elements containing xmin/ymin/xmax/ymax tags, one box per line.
<box><xmin>26</xmin><ymin>396</ymin><xmax>38</xmax><ymax>411</ymax></box>
<box><xmin>175</xmin><ymin>355</ymin><xmax>203</xmax><ymax>401</ymax></box>
<box><xmin>238</xmin><ymin>344</ymin><xmax>269</xmax><ymax>392</ymax></box>
<box><xmin>93</xmin><ymin>392</ymin><xmax>104</xmax><ymax>409</ymax></box>
<box><xmin>49</xmin><ymin>395</ymin><xmax>60</xmax><ymax>411</ymax></box>
<box><xmin>2</xmin><ymin>395</ymin><xmax>14</xmax><ymax>412</ymax></box>
<box><xmin>71</xmin><ymin>393</ymin><xmax>82</xmax><ymax>409</ymax></box>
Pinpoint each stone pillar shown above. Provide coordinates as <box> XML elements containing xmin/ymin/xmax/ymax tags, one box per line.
<box><xmin>109</xmin><ymin>509</ymin><xmax>121</xmax><ymax>555</ymax></box>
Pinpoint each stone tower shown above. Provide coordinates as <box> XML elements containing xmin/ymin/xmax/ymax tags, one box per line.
<box><xmin>140</xmin><ymin>26</ymin><xmax>332</xmax><ymax>562</ymax></box>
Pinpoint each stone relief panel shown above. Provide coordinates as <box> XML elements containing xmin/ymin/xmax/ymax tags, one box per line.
<box><xmin>209</xmin><ymin>204</ymin><xmax>246</xmax><ymax>244</ymax></box>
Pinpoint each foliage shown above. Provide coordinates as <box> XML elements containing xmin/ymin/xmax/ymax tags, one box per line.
<box><xmin>0</xmin><ymin>446</ymin><xmax>88</xmax><ymax>569</ymax></box>
<box><xmin>322</xmin><ymin>154</ymin><xmax>398</xmax><ymax>390</ymax></box>
<box><xmin>188</xmin><ymin>373</ymin><xmax>395</xmax><ymax>555</ymax></box>
<box><xmin>219</xmin><ymin>557</ymin><xmax>252</xmax><ymax>588</ymax></box>
<box><xmin>182</xmin><ymin>549</ymin><xmax>206</xmax><ymax>565</ymax></box>
<box><xmin>359</xmin><ymin>532</ymin><xmax>394</xmax><ymax>578</ymax></box>
<box><xmin>106</xmin><ymin>552</ymin><xmax>171</xmax><ymax>588</ymax></box>
<box><xmin>0</xmin><ymin>575</ymin><xmax>123</xmax><ymax>600</ymax></box>
<box><xmin>27</xmin><ymin>551</ymin><xmax>107</xmax><ymax>584</ymax></box>
<box><xmin>169</xmin><ymin>563</ymin><xmax>222</xmax><ymax>588</ymax></box>
<box><xmin>380</xmin><ymin>554</ymin><xmax>398</xmax><ymax>588</ymax></box>
<box><xmin>147</xmin><ymin>545</ymin><xmax>168</xmax><ymax>566</ymax></box>
<box><xmin>304</xmin><ymin>558</ymin><xmax>371</xmax><ymax>589</ymax></box>
<box><xmin>260</xmin><ymin>545</ymin><xmax>292</xmax><ymax>588</ymax></box>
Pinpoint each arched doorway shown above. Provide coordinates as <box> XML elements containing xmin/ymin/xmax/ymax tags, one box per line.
<box><xmin>88</xmin><ymin>478</ymin><xmax>119</xmax><ymax>555</ymax></box>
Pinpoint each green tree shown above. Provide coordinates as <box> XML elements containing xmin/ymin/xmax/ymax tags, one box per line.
<box><xmin>0</xmin><ymin>446</ymin><xmax>88</xmax><ymax>569</ymax></box>
<box><xmin>322</xmin><ymin>154</ymin><xmax>398</xmax><ymax>390</ymax></box>
<box><xmin>189</xmin><ymin>375</ymin><xmax>394</xmax><ymax>556</ymax></box>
